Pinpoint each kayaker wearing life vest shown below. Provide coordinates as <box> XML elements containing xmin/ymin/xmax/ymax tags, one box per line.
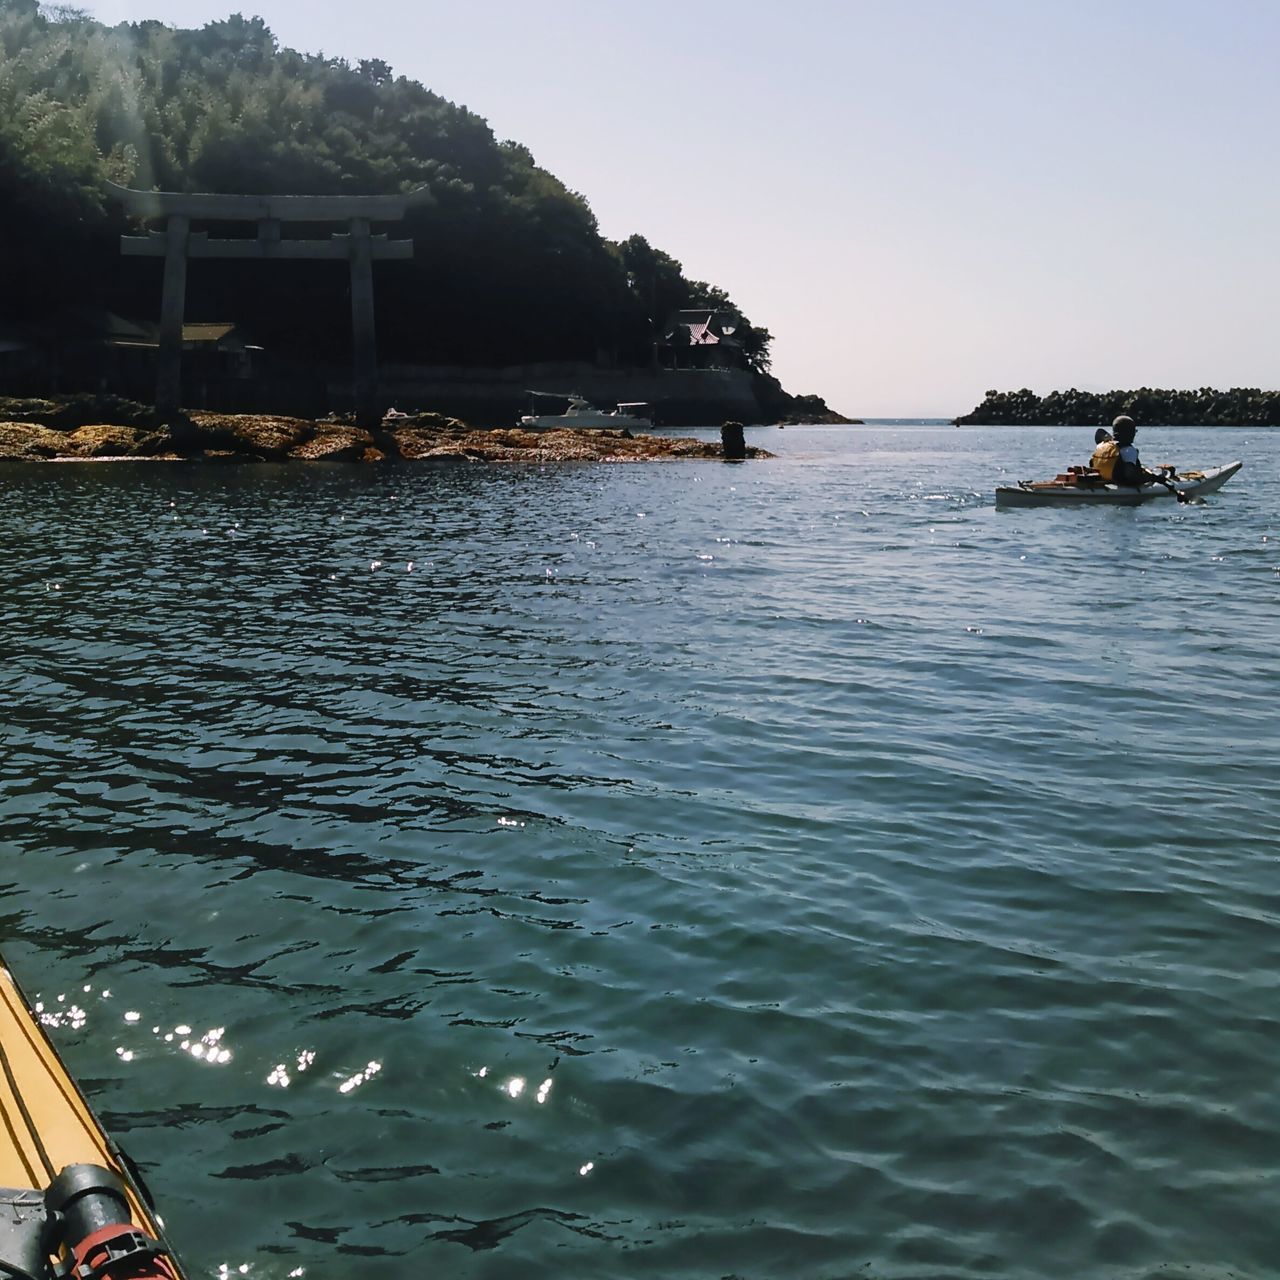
<box><xmin>1110</xmin><ymin>415</ymin><xmax>1160</xmax><ymax>487</ymax></box>
<box><xmin>1090</xmin><ymin>427</ymin><xmax>1119</xmax><ymax>480</ymax></box>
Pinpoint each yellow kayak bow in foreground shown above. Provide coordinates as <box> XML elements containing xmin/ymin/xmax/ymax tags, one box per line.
<box><xmin>0</xmin><ymin>955</ymin><xmax>186</xmax><ymax>1280</ymax></box>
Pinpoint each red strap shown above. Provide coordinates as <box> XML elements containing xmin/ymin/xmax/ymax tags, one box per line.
<box><xmin>72</xmin><ymin>1221</ymin><xmax>179</xmax><ymax>1280</ymax></box>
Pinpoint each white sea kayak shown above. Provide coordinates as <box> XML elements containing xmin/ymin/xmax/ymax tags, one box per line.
<box><xmin>996</xmin><ymin>460</ymin><xmax>1242</xmax><ymax>509</ymax></box>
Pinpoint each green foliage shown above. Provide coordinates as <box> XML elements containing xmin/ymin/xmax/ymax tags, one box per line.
<box><xmin>615</xmin><ymin>234</ymin><xmax>772</xmax><ymax>373</ymax></box>
<box><xmin>0</xmin><ymin>5</ymin><xmax>772</xmax><ymax>373</ymax></box>
<box><xmin>957</xmin><ymin>387</ymin><xmax>1280</xmax><ymax>427</ymax></box>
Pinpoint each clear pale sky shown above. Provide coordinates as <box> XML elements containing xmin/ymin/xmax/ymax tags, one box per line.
<box><xmin>69</xmin><ymin>0</ymin><xmax>1280</xmax><ymax>416</ymax></box>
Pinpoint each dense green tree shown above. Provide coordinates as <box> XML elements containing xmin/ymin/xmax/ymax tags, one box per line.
<box><xmin>0</xmin><ymin>4</ymin><xmax>773</xmax><ymax>375</ymax></box>
<box><xmin>615</xmin><ymin>236</ymin><xmax>772</xmax><ymax>373</ymax></box>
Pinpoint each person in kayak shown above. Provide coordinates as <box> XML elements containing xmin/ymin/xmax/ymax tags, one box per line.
<box><xmin>1089</xmin><ymin>427</ymin><xmax>1119</xmax><ymax>479</ymax></box>
<box><xmin>1111</xmin><ymin>414</ymin><xmax>1193</xmax><ymax>502</ymax></box>
<box><xmin>1110</xmin><ymin>416</ymin><xmax>1161</xmax><ymax>487</ymax></box>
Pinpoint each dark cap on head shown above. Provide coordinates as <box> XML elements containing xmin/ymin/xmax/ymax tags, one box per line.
<box><xmin>1094</xmin><ymin>428</ymin><xmax>1112</xmax><ymax>444</ymax></box>
<box><xmin>1112</xmin><ymin>416</ymin><xmax>1137</xmax><ymax>444</ymax></box>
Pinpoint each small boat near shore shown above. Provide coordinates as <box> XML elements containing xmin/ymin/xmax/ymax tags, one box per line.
<box><xmin>0</xmin><ymin>954</ymin><xmax>189</xmax><ymax>1279</ymax></box>
<box><xmin>518</xmin><ymin>392</ymin><xmax>653</xmax><ymax>430</ymax></box>
<box><xmin>996</xmin><ymin>460</ymin><xmax>1242</xmax><ymax>509</ymax></box>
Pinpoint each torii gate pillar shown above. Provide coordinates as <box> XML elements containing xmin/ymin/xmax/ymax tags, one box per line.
<box><xmin>109</xmin><ymin>182</ymin><xmax>432</xmax><ymax>428</ymax></box>
<box><xmin>348</xmin><ymin>218</ymin><xmax>377</xmax><ymax>430</ymax></box>
<box><xmin>156</xmin><ymin>214</ymin><xmax>189</xmax><ymax>418</ymax></box>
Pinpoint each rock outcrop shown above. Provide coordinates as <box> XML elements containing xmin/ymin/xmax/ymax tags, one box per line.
<box><xmin>0</xmin><ymin>399</ymin><xmax>772</xmax><ymax>464</ymax></box>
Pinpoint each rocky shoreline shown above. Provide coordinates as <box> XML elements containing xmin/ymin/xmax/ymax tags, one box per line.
<box><xmin>0</xmin><ymin>398</ymin><xmax>772</xmax><ymax>464</ymax></box>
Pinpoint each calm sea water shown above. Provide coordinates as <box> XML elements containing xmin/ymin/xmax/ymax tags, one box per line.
<box><xmin>2</xmin><ymin>425</ymin><xmax>1278</xmax><ymax>1280</ymax></box>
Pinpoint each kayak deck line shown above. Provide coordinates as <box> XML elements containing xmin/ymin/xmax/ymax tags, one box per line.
<box><xmin>0</xmin><ymin>966</ymin><xmax>117</xmax><ymax>1192</ymax></box>
<box><xmin>0</xmin><ymin>958</ymin><xmax>189</xmax><ymax>1279</ymax></box>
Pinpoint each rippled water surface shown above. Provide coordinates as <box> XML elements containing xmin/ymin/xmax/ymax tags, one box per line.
<box><xmin>3</xmin><ymin>425</ymin><xmax>1278</xmax><ymax>1280</ymax></box>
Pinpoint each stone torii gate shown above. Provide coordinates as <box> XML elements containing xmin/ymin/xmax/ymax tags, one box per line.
<box><xmin>107</xmin><ymin>181</ymin><xmax>432</xmax><ymax>427</ymax></box>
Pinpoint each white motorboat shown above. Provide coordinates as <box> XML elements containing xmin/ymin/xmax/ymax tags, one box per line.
<box><xmin>518</xmin><ymin>392</ymin><xmax>653</xmax><ymax>430</ymax></box>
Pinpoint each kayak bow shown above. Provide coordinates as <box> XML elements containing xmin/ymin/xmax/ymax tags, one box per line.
<box><xmin>0</xmin><ymin>956</ymin><xmax>187</xmax><ymax>1280</ymax></box>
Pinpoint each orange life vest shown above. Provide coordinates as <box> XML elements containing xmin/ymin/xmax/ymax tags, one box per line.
<box><xmin>1090</xmin><ymin>439</ymin><xmax>1119</xmax><ymax>480</ymax></box>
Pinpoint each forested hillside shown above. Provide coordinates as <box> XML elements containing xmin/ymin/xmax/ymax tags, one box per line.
<box><xmin>0</xmin><ymin>1</ymin><xmax>773</xmax><ymax>373</ymax></box>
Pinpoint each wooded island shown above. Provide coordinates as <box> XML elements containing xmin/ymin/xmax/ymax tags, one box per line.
<box><xmin>0</xmin><ymin>3</ymin><xmax>847</xmax><ymax>426</ymax></box>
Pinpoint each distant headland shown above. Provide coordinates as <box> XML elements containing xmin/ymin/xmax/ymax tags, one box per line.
<box><xmin>956</xmin><ymin>387</ymin><xmax>1280</xmax><ymax>426</ymax></box>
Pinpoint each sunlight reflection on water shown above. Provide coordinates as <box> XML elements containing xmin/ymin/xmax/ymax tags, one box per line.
<box><xmin>2</xmin><ymin>426</ymin><xmax>1278</xmax><ymax>1278</ymax></box>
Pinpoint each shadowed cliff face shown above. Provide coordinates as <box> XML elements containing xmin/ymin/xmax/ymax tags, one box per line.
<box><xmin>0</xmin><ymin>407</ymin><xmax>771</xmax><ymax>464</ymax></box>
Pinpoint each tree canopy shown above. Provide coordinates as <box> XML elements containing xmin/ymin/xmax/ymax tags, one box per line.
<box><xmin>0</xmin><ymin>3</ymin><xmax>773</xmax><ymax>372</ymax></box>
